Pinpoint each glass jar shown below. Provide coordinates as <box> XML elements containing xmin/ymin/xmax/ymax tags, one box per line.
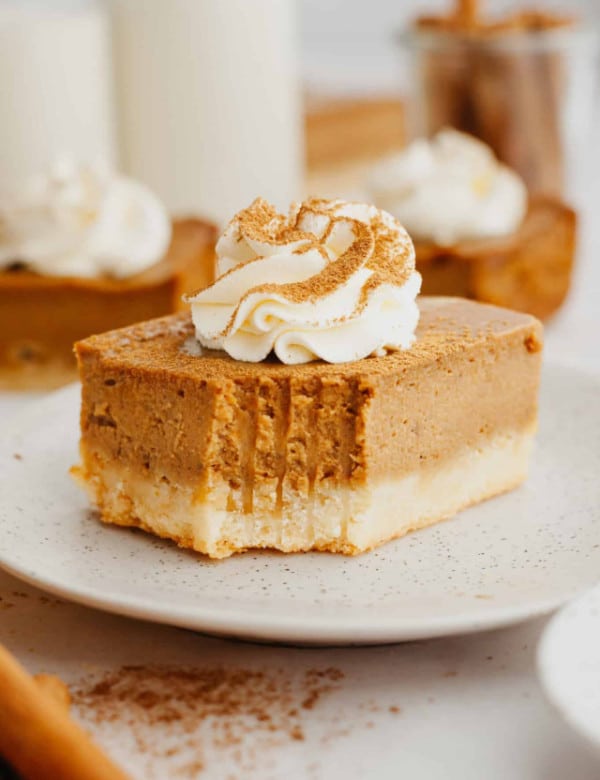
<box><xmin>398</xmin><ymin>24</ymin><xmax>599</xmax><ymax>200</ymax></box>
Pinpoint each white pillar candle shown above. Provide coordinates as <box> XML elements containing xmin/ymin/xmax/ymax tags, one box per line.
<box><xmin>0</xmin><ymin>0</ymin><xmax>116</xmax><ymax>197</ymax></box>
<box><xmin>109</xmin><ymin>0</ymin><xmax>303</xmax><ymax>224</ymax></box>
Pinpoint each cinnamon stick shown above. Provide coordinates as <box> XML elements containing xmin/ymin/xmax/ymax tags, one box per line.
<box><xmin>457</xmin><ymin>0</ymin><xmax>479</xmax><ymax>29</ymax></box>
<box><xmin>413</xmin><ymin>4</ymin><xmax>573</xmax><ymax>195</ymax></box>
<box><xmin>0</xmin><ymin>644</ymin><xmax>131</xmax><ymax>780</ymax></box>
<box><xmin>33</xmin><ymin>674</ymin><xmax>71</xmax><ymax>712</ymax></box>
<box><xmin>470</xmin><ymin>41</ymin><xmax>564</xmax><ymax>195</ymax></box>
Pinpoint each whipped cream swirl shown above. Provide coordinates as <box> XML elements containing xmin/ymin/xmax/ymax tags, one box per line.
<box><xmin>0</xmin><ymin>160</ymin><xmax>172</xmax><ymax>278</ymax></box>
<box><xmin>185</xmin><ymin>197</ymin><xmax>421</xmax><ymax>365</ymax></box>
<box><xmin>369</xmin><ymin>129</ymin><xmax>528</xmax><ymax>246</ymax></box>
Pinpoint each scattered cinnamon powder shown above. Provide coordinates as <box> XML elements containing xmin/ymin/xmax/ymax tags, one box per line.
<box><xmin>72</xmin><ymin>665</ymin><xmax>346</xmax><ymax>778</ymax></box>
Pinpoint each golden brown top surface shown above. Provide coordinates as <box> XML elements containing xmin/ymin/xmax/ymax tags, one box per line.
<box><xmin>75</xmin><ymin>297</ymin><xmax>542</xmax><ymax>380</ymax></box>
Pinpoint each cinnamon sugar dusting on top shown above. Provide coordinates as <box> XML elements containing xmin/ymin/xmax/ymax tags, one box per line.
<box><xmin>249</xmin><ymin>222</ymin><xmax>374</xmax><ymax>308</ymax></box>
<box><xmin>188</xmin><ymin>197</ymin><xmax>415</xmax><ymax>315</ymax></box>
<box><xmin>233</xmin><ymin>198</ymin><xmax>307</xmax><ymax>248</ymax></box>
<box><xmin>182</xmin><ymin>197</ymin><xmax>422</xmax><ymax>364</ymax></box>
<box><xmin>79</xmin><ymin>299</ymin><xmax>541</xmax><ymax>381</ymax></box>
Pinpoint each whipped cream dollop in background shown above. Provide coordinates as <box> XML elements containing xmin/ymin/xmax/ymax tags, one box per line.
<box><xmin>186</xmin><ymin>198</ymin><xmax>421</xmax><ymax>365</ymax></box>
<box><xmin>368</xmin><ymin>129</ymin><xmax>528</xmax><ymax>246</ymax></box>
<box><xmin>0</xmin><ymin>160</ymin><xmax>172</xmax><ymax>278</ymax></box>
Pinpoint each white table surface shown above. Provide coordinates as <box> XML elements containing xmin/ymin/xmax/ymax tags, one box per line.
<box><xmin>1</xmin><ymin>568</ymin><xmax>598</xmax><ymax>780</ymax></box>
<box><xmin>1</xmin><ymin>195</ymin><xmax>599</xmax><ymax>779</ymax></box>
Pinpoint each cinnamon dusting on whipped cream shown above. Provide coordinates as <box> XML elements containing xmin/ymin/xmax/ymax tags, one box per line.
<box><xmin>185</xmin><ymin>197</ymin><xmax>421</xmax><ymax>365</ymax></box>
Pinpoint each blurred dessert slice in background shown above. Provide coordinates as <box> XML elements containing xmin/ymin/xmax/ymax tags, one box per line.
<box><xmin>306</xmin><ymin>95</ymin><xmax>405</xmax><ymax>171</ymax></box>
<box><xmin>414</xmin><ymin>197</ymin><xmax>576</xmax><ymax>320</ymax></box>
<box><xmin>369</xmin><ymin>129</ymin><xmax>576</xmax><ymax>319</ymax></box>
<box><xmin>0</xmin><ymin>161</ymin><xmax>216</xmax><ymax>390</ymax></box>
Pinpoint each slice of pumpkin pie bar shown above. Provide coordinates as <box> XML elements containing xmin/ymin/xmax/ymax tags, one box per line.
<box><xmin>73</xmin><ymin>197</ymin><xmax>542</xmax><ymax>558</ymax></box>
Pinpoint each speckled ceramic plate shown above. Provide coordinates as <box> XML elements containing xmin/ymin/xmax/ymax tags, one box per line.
<box><xmin>538</xmin><ymin>584</ymin><xmax>600</xmax><ymax>756</ymax></box>
<box><xmin>0</xmin><ymin>362</ymin><xmax>599</xmax><ymax>645</ymax></box>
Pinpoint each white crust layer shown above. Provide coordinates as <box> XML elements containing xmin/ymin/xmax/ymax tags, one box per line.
<box><xmin>76</xmin><ymin>428</ymin><xmax>535</xmax><ymax>559</ymax></box>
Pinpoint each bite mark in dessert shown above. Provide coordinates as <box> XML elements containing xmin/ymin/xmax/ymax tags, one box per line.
<box><xmin>74</xmin><ymin>198</ymin><xmax>543</xmax><ymax>559</ymax></box>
